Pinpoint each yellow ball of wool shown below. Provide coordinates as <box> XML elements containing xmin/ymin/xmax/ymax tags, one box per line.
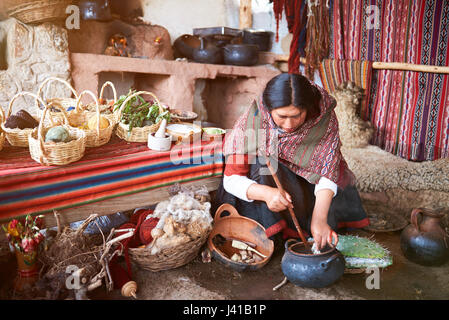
<box><xmin>87</xmin><ymin>115</ymin><xmax>109</xmax><ymax>130</ymax></box>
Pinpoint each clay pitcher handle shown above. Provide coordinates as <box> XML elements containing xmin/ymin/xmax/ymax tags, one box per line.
<box><xmin>410</xmin><ymin>208</ymin><xmax>425</xmax><ymax>233</ymax></box>
<box><xmin>214</xmin><ymin>203</ymin><xmax>241</xmax><ymax>223</ymax></box>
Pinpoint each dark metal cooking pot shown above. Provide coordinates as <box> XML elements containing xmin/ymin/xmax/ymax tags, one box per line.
<box><xmin>243</xmin><ymin>29</ymin><xmax>273</xmax><ymax>52</ymax></box>
<box><xmin>281</xmin><ymin>239</ymin><xmax>345</xmax><ymax>288</ymax></box>
<box><xmin>223</xmin><ymin>44</ymin><xmax>259</xmax><ymax>66</ymax></box>
<box><xmin>192</xmin><ymin>37</ymin><xmax>223</xmax><ymax>65</ymax></box>
<box><xmin>79</xmin><ymin>0</ymin><xmax>112</xmax><ymax>21</ymax></box>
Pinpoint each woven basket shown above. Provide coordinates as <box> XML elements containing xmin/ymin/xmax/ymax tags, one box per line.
<box><xmin>128</xmin><ymin>231</ymin><xmax>210</xmax><ymax>272</ymax></box>
<box><xmin>115</xmin><ymin>91</ymin><xmax>166</xmax><ymax>143</ymax></box>
<box><xmin>6</xmin><ymin>0</ymin><xmax>73</xmax><ymax>24</ymax></box>
<box><xmin>0</xmin><ymin>92</ymin><xmax>41</xmax><ymax>147</ymax></box>
<box><xmin>29</xmin><ymin>101</ymin><xmax>86</xmax><ymax>166</ymax></box>
<box><xmin>36</xmin><ymin>77</ymin><xmax>79</xmax><ymax>126</ymax></box>
<box><xmin>68</xmin><ymin>90</ymin><xmax>114</xmax><ymax>147</ymax></box>
<box><xmin>0</xmin><ymin>107</ymin><xmax>5</xmax><ymax>152</ymax></box>
<box><xmin>83</xmin><ymin>81</ymin><xmax>118</xmax><ymax>125</ymax></box>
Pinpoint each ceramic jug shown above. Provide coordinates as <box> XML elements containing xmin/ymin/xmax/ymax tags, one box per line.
<box><xmin>400</xmin><ymin>208</ymin><xmax>449</xmax><ymax>266</ymax></box>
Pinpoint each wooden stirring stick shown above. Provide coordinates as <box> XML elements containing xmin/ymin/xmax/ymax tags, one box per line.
<box><xmin>265</xmin><ymin>159</ymin><xmax>311</xmax><ymax>251</ymax></box>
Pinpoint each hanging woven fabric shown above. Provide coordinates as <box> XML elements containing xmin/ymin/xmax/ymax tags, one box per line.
<box><xmin>304</xmin><ymin>0</ymin><xmax>330</xmax><ymax>79</ymax></box>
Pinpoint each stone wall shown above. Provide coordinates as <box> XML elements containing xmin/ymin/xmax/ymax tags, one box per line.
<box><xmin>0</xmin><ymin>18</ymin><xmax>71</xmax><ymax>117</ymax></box>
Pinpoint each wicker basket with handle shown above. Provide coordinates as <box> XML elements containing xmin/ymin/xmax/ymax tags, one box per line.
<box><xmin>1</xmin><ymin>92</ymin><xmax>41</xmax><ymax>147</ymax></box>
<box><xmin>6</xmin><ymin>0</ymin><xmax>73</xmax><ymax>24</ymax></box>
<box><xmin>28</xmin><ymin>96</ymin><xmax>86</xmax><ymax>166</ymax></box>
<box><xmin>115</xmin><ymin>91</ymin><xmax>166</xmax><ymax>143</ymax></box>
<box><xmin>128</xmin><ymin>231</ymin><xmax>210</xmax><ymax>272</ymax></box>
<box><xmin>36</xmin><ymin>77</ymin><xmax>79</xmax><ymax>126</ymax></box>
<box><xmin>68</xmin><ymin>90</ymin><xmax>114</xmax><ymax>147</ymax></box>
<box><xmin>83</xmin><ymin>81</ymin><xmax>118</xmax><ymax>125</ymax></box>
<box><xmin>0</xmin><ymin>107</ymin><xmax>5</xmax><ymax>151</ymax></box>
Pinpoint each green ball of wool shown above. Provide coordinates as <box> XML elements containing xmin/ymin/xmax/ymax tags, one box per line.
<box><xmin>45</xmin><ymin>126</ymin><xmax>70</xmax><ymax>143</ymax></box>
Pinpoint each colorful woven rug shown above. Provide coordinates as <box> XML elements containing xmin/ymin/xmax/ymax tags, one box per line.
<box><xmin>0</xmin><ymin>136</ymin><xmax>224</xmax><ymax>222</ymax></box>
<box><xmin>329</xmin><ymin>0</ymin><xmax>449</xmax><ymax>161</ymax></box>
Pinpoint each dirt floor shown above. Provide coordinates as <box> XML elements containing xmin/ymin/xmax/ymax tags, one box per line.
<box><xmin>88</xmin><ymin>229</ymin><xmax>447</xmax><ymax>301</ymax></box>
<box><xmin>1</xmin><ymin>217</ymin><xmax>448</xmax><ymax>301</ymax></box>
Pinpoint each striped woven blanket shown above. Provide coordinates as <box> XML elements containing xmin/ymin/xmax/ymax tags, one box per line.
<box><xmin>328</xmin><ymin>0</ymin><xmax>449</xmax><ymax>161</ymax></box>
<box><xmin>0</xmin><ymin>136</ymin><xmax>224</xmax><ymax>222</ymax></box>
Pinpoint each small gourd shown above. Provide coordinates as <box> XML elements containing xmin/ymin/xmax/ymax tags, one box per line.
<box><xmin>87</xmin><ymin>115</ymin><xmax>109</xmax><ymax>130</ymax></box>
<box><xmin>45</xmin><ymin>126</ymin><xmax>70</xmax><ymax>143</ymax></box>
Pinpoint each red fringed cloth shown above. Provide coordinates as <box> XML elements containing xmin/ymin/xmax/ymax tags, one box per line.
<box><xmin>272</xmin><ymin>0</ymin><xmax>307</xmax><ymax>74</ymax></box>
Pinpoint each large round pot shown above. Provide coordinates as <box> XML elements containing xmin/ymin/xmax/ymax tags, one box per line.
<box><xmin>223</xmin><ymin>44</ymin><xmax>259</xmax><ymax>66</ymax></box>
<box><xmin>79</xmin><ymin>0</ymin><xmax>112</xmax><ymax>21</ymax></box>
<box><xmin>242</xmin><ymin>29</ymin><xmax>273</xmax><ymax>52</ymax></box>
<box><xmin>207</xmin><ymin>203</ymin><xmax>274</xmax><ymax>272</ymax></box>
<box><xmin>173</xmin><ymin>34</ymin><xmax>201</xmax><ymax>60</ymax></box>
<box><xmin>281</xmin><ymin>239</ymin><xmax>345</xmax><ymax>288</ymax></box>
<box><xmin>192</xmin><ymin>38</ymin><xmax>223</xmax><ymax>65</ymax></box>
<box><xmin>400</xmin><ymin>208</ymin><xmax>449</xmax><ymax>266</ymax></box>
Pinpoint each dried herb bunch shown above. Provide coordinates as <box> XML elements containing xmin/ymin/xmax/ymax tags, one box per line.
<box><xmin>113</xmin><ymin>89</ymin><xmax>171</xmax><ymax>132</ymax></box>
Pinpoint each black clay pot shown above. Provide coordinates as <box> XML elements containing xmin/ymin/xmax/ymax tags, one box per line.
<box><xmin>223</xmin><ymin>44</ymin><xmax>259</xmax><ymax>66</ymax></box>
<box><xmin>79</xmin><ymin>0</ymin><xmax>112</xmax><ymax>21</ymax></box>
<box><xmin>192</xmin><ymin>38</ymin><xmax>223</xmax><ymax>65</ymax></box>
<box><xmin>400</xmin><ymin>208</ymin><xmax>449</xmax><ymax>266</ymax></box>
<box><xmin>173</xmin><ymin>34</ymin><xmax>201</xmax><ymax>60</ymax></box>
<box><xmin>243</xmin><ymin>29</ymin><xmax>273</xmax><ymax>52</ymax></box>
<box><xmin>281</xmin><ymin>239</ymin><xmax>345</xmax><ymax>288</ymax></box>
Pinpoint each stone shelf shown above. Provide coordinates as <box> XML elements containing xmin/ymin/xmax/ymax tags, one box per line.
<box><xmin>70</xmin><ymin>53</ymin><xmax>280</xmax><ymax>127</ymax></box>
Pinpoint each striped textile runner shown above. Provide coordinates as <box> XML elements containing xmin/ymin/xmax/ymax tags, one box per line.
<box><xmin>0</xmin><ymin>136</ymin><xmax>224</xmax><ymax>222</ymax></box>
<box><xmin>319</xmin><ymin>59</ymin><xmax>373</xmax><ymax>118</ymax></box>
<box><xmin>329</xmin><ymin>0</ymin><xmax>449</xmax><ymax>161</ymax></box>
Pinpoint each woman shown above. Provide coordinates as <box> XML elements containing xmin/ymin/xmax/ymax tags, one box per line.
<box><xmin>214</xmin><ymin>73</ymin><xmax>369</xmax><ymax>250</ymax></box>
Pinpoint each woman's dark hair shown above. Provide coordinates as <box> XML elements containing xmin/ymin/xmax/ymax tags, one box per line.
<box><xmin>262</xmin><ymin>73</ymin><xmax>321</xmax><ymax>121</ymax></box>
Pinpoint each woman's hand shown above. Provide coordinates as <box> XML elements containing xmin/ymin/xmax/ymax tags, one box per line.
<box><xmin>311</xmin><ymin>189</ymin><xmax>338</xmax><ymax>250</ymax></box>
<box><xmin>264</xmin><ymin>187</ymin><xmax>293</xmax><ymax>212</ymax></box>
<box><xmin>310</xmin><ymin>217</ymin><xmax>338</xmax><ymax>251</ymax></box>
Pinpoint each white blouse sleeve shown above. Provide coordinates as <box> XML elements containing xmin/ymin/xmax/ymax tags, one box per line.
<box><xmin>314</xmin><ymin>176</ymin><xmax>338</xmax><ymax>197</ymax></box>
<box><xmin>223</xmin><ymin>175</ymin><xmax>257</xmax><ymax>202</ymax></box>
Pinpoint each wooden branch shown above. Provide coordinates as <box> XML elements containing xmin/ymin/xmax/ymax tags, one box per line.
<box><xmin>299</xmin><ymin>57</ymin><xmax>449</xmax><ymax>74</ymax></box>
<box><xmin>372</xmin><ymin>61</ymin><xmax>449</xmax><ymax>74</ymax></box>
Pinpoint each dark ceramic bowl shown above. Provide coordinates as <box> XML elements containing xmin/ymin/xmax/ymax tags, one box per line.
<box><xmin>173</xmin><ymin>34</ymin><xmax>201</xmax><ymax>59</ymax></box>
<box><xmin>223</xmin><ymin>44</ymin><xmax>259</xmax><ymax>66</ymax></box>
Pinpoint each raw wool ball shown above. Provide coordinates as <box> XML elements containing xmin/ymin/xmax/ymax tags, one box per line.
<box><xmin>153</xmin><ymin>200</ymin><xmax>170</xmax><ymax>218</ymax></box>
<box><xmin>150</xmin><ymin>233</ymin><xmax>191</xmax><ymax>255</ymax></box>
<box><xmin>45</xmin><ymin>126</ymin><xmax>71</xmax><ymax>143</ymax></box>
<box><xmin>139</xmin><ymin>217</ymin><xmax>159</xmax><ymax>245</ymax></box>
<box><xmin>332</xmin><ymin>82</ymin><xmax>374</xmax><ymax>149</ymax></box>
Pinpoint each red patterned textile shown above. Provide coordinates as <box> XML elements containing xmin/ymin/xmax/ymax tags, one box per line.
<box><xmin>330</xmin><ymin>0</ymin><xmax>449</xmax><ymax>161</ymax></box>
<box><xmin>223</xmin><ymin>84</ymin><xmax>355</xmax><ymax>188</ymax></box>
